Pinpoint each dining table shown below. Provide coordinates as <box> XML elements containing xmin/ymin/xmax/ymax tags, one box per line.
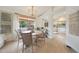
<box><xmin>21</xmin><ymin>30</ymin><xmax>43</xmax><ymax>46</ymax></box>
<box><xmin>21</xmin><ymin>30</ymin><xmax>42</xmax><ymax>36</ymax></box>
<box><xmin>21</xmin><ymin>30</ymin><xmax>43</xmax><ymax>40</ymax></box>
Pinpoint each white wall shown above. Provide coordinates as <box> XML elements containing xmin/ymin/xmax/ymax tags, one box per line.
<box><xmin>66</xmin><ymin>13</ymin><xmax>79</xmax><ymax>52</ymax></box>
<box><xmin>67</xmin><ymin>34</ymin><xmax>79</xmax><ymax>52</ymax></box>
<box><xmin>0</xmin><ymin>9</ymin><xmax>20</xmax><ymax>41</ymax></box>
<box><xmin>4</xmin><ymin>13</ymin><xmax>19</xmax><ymax>41</ymax></box>
<box><xmin>12</xmin><ymin>14</ymin><xmax>20</xmax><ymax>40</ymax></box>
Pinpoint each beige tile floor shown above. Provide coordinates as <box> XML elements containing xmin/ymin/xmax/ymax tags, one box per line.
<box><xmin>0</xmin><ymin>34</ymin><xmax>76</xmax><ymax>53</ymax></box>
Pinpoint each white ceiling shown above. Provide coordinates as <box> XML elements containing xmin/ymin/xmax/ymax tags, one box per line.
<box><xmin>0</xmin><ymin>6</ymin><xmax>50</xmax><ymax>16</ymax></box>
<box><xmin>0</xmin><ymin>6</ymin><xmax>79</xmax><ymax>18</ymax></box>
<box><xmin>0</xmin><ymin>6</ymin><xmax>28</xmax><ymax>14</ymax></box>
<box><xmin>52</xmin><ymin>6</ymin><xmax>79</xmax><ymax>19</ymax></box>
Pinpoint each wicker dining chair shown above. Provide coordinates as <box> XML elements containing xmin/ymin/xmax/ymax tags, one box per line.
<box><xmin>20</xmin><ymin>32</ymin><xmax>33</xmax><ymax>53</ymax></box>
<box><xmin>36</xmin><ymin>31</ymin><xmax>46</xmax><ymax>47</ymax></box>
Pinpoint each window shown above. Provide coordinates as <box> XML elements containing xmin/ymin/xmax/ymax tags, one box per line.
<box><xmin>19</xmin><ymin>20</ymin><xmax>27</xmax><ymax>28</ymax></box>
<box><xmin>0</xmin><ymin>12</ymin><xmax>12</xmax><ymax>34</ymax></box>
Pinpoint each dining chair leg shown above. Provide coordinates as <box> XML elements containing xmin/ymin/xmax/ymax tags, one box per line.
<box><xmin>44</xmin><ymin>38</ymin><xmax>45</xmax><ymax>43</ymax></box>
<box><xmin>32</xmin><ymin>40</ymin><xmax>34</xmax><ymax>53</ymax></box>
<box><xmin>36</xmin><ymin>39</ymin><xmax>38</xmax><ymax>46</ymax></box>
<box><xmin>17</xmin><ymin>39</ymin><xmax>19</xmax><ymax>53</ymax></box>
<box><xmin>35</xmin><ymin>38</ymin><xmax>38</xmax><ymax>52</ymax></box>
<box><xmin>32</xmin><ymin>44</ymin><xmax>33</xmax><ymax>53</ymax></box>
<box><xmin>22</xmin><ymin>44</ymin><xmax>24</xmax><ymax>53</ymax></box>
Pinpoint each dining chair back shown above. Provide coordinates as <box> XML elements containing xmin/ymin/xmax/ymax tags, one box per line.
<box><xmin>21</xmin><ymin>31</ymin><xmax>33</xmax><ymax>52</ymax></box>
<box><xmin>35</xmin><ymin>31</ymin><xmax>46</xmax><ymax>47</ymax></box>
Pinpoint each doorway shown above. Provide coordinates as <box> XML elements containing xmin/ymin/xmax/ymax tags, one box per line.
<box><xmin>53</xmin><ymin>17</ymin><xmax>66</xmax><ymax>43</ymax></box>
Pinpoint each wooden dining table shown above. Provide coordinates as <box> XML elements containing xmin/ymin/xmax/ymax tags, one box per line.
<box><xmin>21</xmin><ymin>30</ymin><xmax>43</xmax><ymax>46</ymax></box>
<box><xmin>21</xmin><ymin>30</ymin><xmax>42</xmax><ymax>36</ymax></box>
<box><xmin>21</xmin><ymin>30</ymin><xmax>42</xmax><ymax>40</ymax></box>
